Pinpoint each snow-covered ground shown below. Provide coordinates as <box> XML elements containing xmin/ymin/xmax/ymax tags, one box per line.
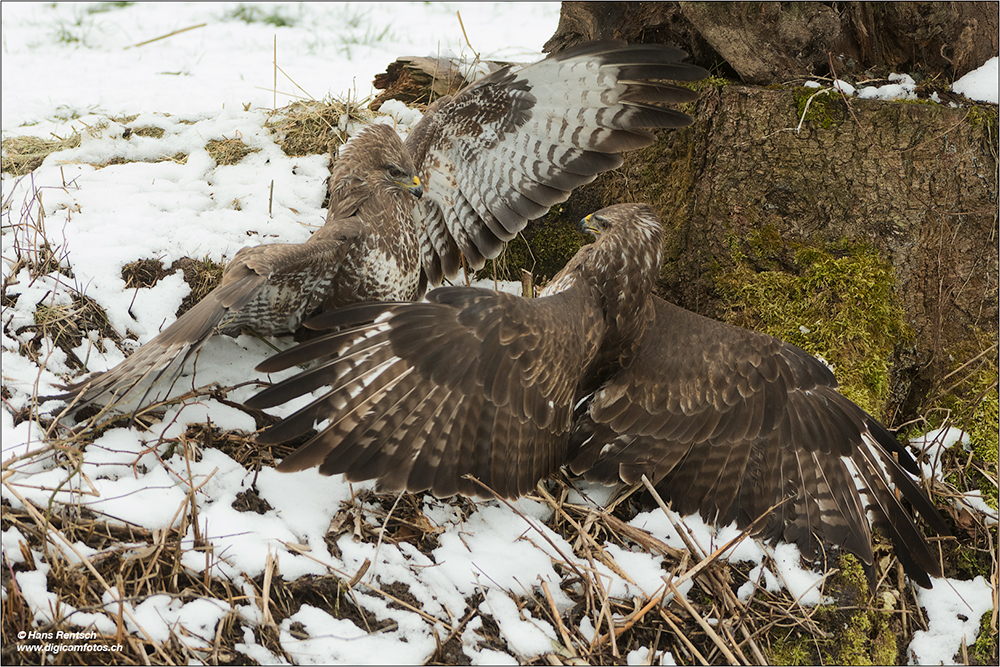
<box><xmin>2</xmin><ymin>3</ymin><xmax>997</xmax><ymax>665</ymax></box>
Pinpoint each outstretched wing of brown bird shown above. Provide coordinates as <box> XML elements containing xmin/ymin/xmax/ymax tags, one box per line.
<box><xmin>247</xmin><ymin>203</ymin><xmax>949</xmax><ymax>588</ymax></box>
<box><xmin>54</xmin><ymin>221</ymin><xmax>364</xmax><ymax>411</ymax></box>
<box><xmin>55</xmin><ymin>42</ymin><xmax>708</xmax><ymax>413</ymax></box>
<box><xmin>53</xmin><ymin>124</ymin><xmax>422</xmax><ymax>413</ymax></box>
<box><xmin>250</xmin><ymin>283</ymin><xmax>606</xmax><ymax>499</ymax></box>
<box><xmin>566</xmin><ymin>297</ymin><xmax>950</xmax><ymax>588</ymax></box>
<box><xmin>406</xmin><ymin>40</ymin><xmax>708</xmax><ymax>287</ymax></box>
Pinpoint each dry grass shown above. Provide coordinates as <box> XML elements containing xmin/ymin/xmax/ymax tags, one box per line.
<box><xmin>1</xmin><ymin>174</ymin><xmax>117</xmax><ymax>377</ymax></box>
<box><xmin>25</xmin><ymin>294</ymin><xmax>117</xmax><ymax>370</ymax></box>
<box><xmin>170</xmin><ymin>257</ymin><xmax>226</xmax><ymax>317</ymax></box>
<box><xmin>6</xmin><ymin>420</ymin><xmax>991</xmax><ymax>666</ymax></box>
<box><xmin>2</xmin><ymin>127</ymin><xmax>187</xmax><ymax>172</ymax></box>
<box><xmin>265</xmin><ymin>95</ymin><xmax>377</xmax><ymax>157</ymax></box>
<box><xmin>3</xmin><ymin>96</ymin><xmax>366</xmax><ymax>182</ymax></box>
<box><xmin>121</xmin><ymin>258</ymin><xmax>171</xmax><ymax>290</ymax></box>
<box><xmin>2</xmin><ymin>134</ymin><xmax>82</xmax><ymax>177</ymax></box>
<box><xmin>204</xmin><ymin>137</ymin><xmax>257</xmax><ymax>166</ymax></box>
<box><xmin>1</xmin><ymin>174</ymin><xmax>73</xmax><ymax>282</ymax></box>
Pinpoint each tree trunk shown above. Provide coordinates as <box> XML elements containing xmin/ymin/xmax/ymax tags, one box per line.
<box><xmin>544</xmin><ymin>1</ymin><xmax>999</xmax><ymax>84</ymax></box>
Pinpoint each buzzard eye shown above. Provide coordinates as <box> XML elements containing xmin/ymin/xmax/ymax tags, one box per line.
<box><xmin>388</xmin><ymin>166</ymin><xmax>404</xmax><ymax>179</ymax></box>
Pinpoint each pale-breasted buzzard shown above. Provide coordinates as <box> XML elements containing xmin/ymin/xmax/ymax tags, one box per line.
<box><xmin>247</xmin><ymin>203</ymin><xmax>949</xmax><ymax>588</ymax></box>
<box><xmin>56</xmin><ymin>41</ymin><xmax>707</xmax><ymax>412</ymax></box>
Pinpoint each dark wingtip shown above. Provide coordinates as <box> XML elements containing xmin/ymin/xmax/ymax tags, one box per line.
<box><xmin>254</xmin><ymin>354</ymin><xmax>294</xmax><ymax>375</ymax></box>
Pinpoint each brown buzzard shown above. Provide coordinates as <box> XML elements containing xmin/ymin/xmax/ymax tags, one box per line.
<box><xmin>247</xmin><ymin>203</ymin><xmax>949</xmax><ymax>588</ymax></box>
<box><xmin>56</xmin><ymin>124</ymin><xmax>423</xmax><ymax>410</ymax></box>
<box><xmin>55</xmin><ymin>41</ymin><xmax>707</xmax><ymax>412</ymax></box>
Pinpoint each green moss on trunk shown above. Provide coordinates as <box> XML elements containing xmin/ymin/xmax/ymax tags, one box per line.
<box><xmin>715</xmin><ymin>239</ymin><xmax>911</xmax><ymax>419</ymax></box>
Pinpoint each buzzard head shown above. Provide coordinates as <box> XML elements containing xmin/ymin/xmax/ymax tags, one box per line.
<box><xmin>328</xmin><ymin>124</ymin><xmax>423</xmax><ymax>223</ymax></box>
<box><xmin>345</xmin><ymin>123</ymin><xmax>422</xmax><ymax>198</ymax></box>
<box><xmin>579</xmin><ymin>210</ymin><xmax>613</xmax><ymax>237</ymax></box>
<box><xmin>578</xmin><ymin>203</ymin><xmax>663</xmax><ymax>281</ymax></box>
<box><xmin>389</xmin><ymin>166</ymin><xmax>423</xmax><ymax>199</ymax></box>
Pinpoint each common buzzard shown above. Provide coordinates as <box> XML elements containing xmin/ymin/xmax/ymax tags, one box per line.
<box><xmin>56</xmin><ymin>124</ymin><xmax>423</xmax><ymax>410</ymax></box>
<box><xmin>56</xmin><ymin>41</ymin><xmax>707</xmax><ymax>412</ymax></box>
<box><xmin>247</xmin><ymin>203</ymin><xmax>949</xmax><ymax>588</ymax></box>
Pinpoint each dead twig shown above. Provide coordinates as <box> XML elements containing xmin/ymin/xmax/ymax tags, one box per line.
<box><xmin>125</xmin><ymin>23</ymin><xmax>206</xmax><ymax>50</ymax></box>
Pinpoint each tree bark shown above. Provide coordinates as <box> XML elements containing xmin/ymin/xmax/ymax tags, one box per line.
<box><xmin>544</xmin><ymin>2</ymin><xmax>999</xmax><ymax>84</ymax></box>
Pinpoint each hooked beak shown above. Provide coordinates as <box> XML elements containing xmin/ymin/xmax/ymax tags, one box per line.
<box><xmin>578</xmin><ymin>213</ymin><xmax>602</xmax><ymax>237</ymax></box>
<box><xmin>408</xmin><ymin>176</ymin><xmax>423</xmax><ymax>199</ymax></box>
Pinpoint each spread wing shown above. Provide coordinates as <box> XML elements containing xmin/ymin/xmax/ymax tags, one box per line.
<box><xmin>569</xmin><ymin>297</ymin><xmax>950</xmax><ymax>587</ymax></box>
<box><xmin>405</xmin><ymin>40</ymin><xmax>708</xmax><ymax>286</ymax></box>
<box><xmin>53</xmin><ymin>220</ymin><xmax>363</xmax><ymax>414</ymax></box>
<box><xmin>247</xmin><ymin>285</ymin><xmax>605</xmax><ymax>498</ymax></box>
